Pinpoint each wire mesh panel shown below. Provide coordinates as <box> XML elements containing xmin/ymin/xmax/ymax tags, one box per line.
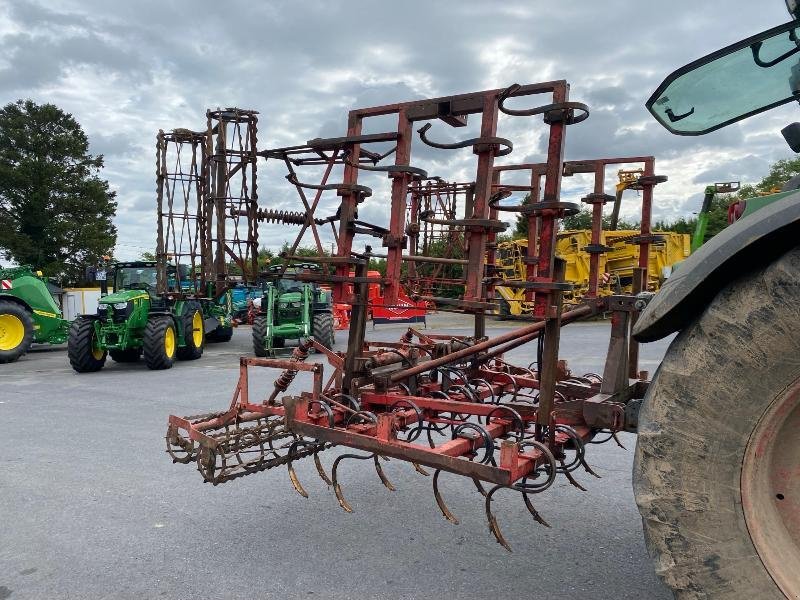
<box><xmin>206</xmin><ymin>108</ymin><xmax>260</xmax><ymax>294</ymax></box>
<box><xmin>155</xmin><ymin>128</ymin><xmax>208</xmax><ymax>295</ymax></box>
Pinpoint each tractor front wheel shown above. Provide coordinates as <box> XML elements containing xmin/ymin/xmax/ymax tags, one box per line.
<box><xmin>312</xmin><ymin>312</ymin><xmax>335</xmax><ymax>350</ymax></box>
<box><xmin>0</xmin><ymin>300</ymin><xmax>34</xmax><ymax>363</ymax></box>
<box><xmin>252</xmin><ymin>315</ymin><xmax>269</xmax><ymax>357</ymax></box>
<box><xmin>176</xmin><ymin>304</ymin><xmax>204</xmax><ymax>360</ymax></box>
<box><xmin>67</xmin><ymin>317</ymin><xmax>106</xmax><ymax>373</ymax></box>
<box><xmin>634</xmin><ymin>246</ymin><xmax>800</xmax><ymax>599</ymax></box>
<box><xmin>143</xmin><ymin>316</ymin><xmax>177</xmax><ymax>370</ymax></box>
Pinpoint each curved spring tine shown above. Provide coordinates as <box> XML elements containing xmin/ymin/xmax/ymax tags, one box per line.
<box><xmin>426</xmin><ymin>425</ymin><xmax>437</xmax><ymax>449</ymax></box>
<box><xmin>485</xmin><ymin>485</ymin><xmax>512</xmax><ymax>552</ymax></box>
<box><xmin>287</xmin><ymin>441</ymin><xmax>312</xmax><ymax>498</ymax></box>
<box><xmin>374</xmin><ymin>455</ymin><xmax>396</xmax><ymax>491</ymax></box>
<box><xmin>313</xmin><ymin>449</ymin><xmax>333</xmax><ymax>486</ymax></box>
<box><xmin>472</xmin><ymin>477</ymin><xmax>488</xmax><ymax>497</ymax></box>
<box><xmin>559</xmin><ymin>459</ymin><xmax>587</xmax><ymax>492</ymax></box>
<box><xmin>331</xmin><ymin>453</ymin><xmax>374</xmax><ymax>513</ymax></box>
<box><xmin>612</xmin><ymin>431</ymin><xmax>627</xmax><ymax>450</ymax></box>
<box><xmin>412</xmin><ymin>462</ymin><xmax>430</xmax><ymax>476</ymax></box>
<box><xmin>432</xmin><ymin>469</ymin><xmax>459</xmax><ymax>524</ymax></box>
<box><xmin>521</xmin><ymin>492</ymin><xmax>550</xmax><ymax>528</ymax></box>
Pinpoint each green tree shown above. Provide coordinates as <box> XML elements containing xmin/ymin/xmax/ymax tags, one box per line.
<box><xmin>0</xmin><ymin>100</ymin><xmax>117</xmax><ymax>284</ymax></box>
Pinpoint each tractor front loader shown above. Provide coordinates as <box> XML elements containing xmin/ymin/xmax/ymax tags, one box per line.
<box><xmin>0</xmin><ymin>266</ymin><xmax>70</xmax><ymax>363</ymax></box>
<box><xmin>67</xmin><ymin>261</ymin><xmax>212</xmax><ymax>372</ymax></box>
<box><xmin>253</xmin><ymin>265</ymin><xmax>335</xmax><ymax>357</ymax></box>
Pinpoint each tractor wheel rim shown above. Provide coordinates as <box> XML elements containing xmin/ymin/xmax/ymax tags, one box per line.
<box><xmin>0</xmin><ymin>313</ymin><xmax>24</xmax><ymax>351</ymax></box>
<box><xmin>192</xmin><ymin>311</ymin><xmax>203</xmax><ymax>347</ymax></box>
<box><xmin>164</xmin><ymin>326</ymin><xmax>176</xmax><ymax>358</ymax></box>
<box><xmin>742</xmin><ymin>375</ymin><xmax>800</xmax><ymax>598</ymax></box>
<box><xmin>91</xmin><ymin>344</ymin><xmax>104</xmax><ymax>360</ymax></box>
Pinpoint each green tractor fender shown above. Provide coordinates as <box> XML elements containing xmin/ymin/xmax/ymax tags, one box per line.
<box><xmin>633</xmin><ymin>190</ymin><xmax>800</xmax><ymax>342</ymax></box>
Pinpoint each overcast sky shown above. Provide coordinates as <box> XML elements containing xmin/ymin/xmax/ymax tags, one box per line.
<box><xmin>1</xmin><ymin>0</ymin><xmax>797</xmax><ymax>260</ymax></box>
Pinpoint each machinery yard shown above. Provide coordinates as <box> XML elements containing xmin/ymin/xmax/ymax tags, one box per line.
<box><xmin>1</xmin><ymin>317</ymin><xmax>672</xmax><ymax>600</ymax></box>
<box><xmin>5</xmin><ymin>2</ymin><xmax>800</xmax><ymax>599</ymax></box>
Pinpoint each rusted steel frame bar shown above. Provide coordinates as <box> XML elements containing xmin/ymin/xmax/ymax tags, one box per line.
<box><xmin>463</xmin><ymin>93</ymin><xmax>499</xmax><ymax>303</ymax></box>
<box><xmin>343</xmin><ymin>261</ymin><xmax>369</xmax><ymax>393</ymax></box>
<box><xmin>407</xmin><ymin>181</ymin><xmax>421</xmax><ymax>280</ymax></box>
<box><xmin>485</xmin><ymin>169</ymin><xmax>501</xmax><ymax>304</ymax></box>
<box><xmin>389</xmin><ymin>304</ymin><xmax>593</xmax><ymax>382</ymax></box>
<box><xmin>349</xmin><ymin>81</ymin><xmax>566</xmax><ymax>118</ymax></box>
<box><xmin>628</xmin><ymin>267</ymin><xmax>646</xmax><ymax>379</ymax></box>
<box><xmin>587</xmin><ymin>162</ymin><xmax>606</xmax><ymax>297</ymax></box>
<box><xmin>536</xmin><ymin>258</ymin><xmax>567</xmax><ymax>432</ymax></box>
<box><xmin>638</xmin><ymin>157</ymin><xmax>655</xmax><ymax>271</ymax></box>
<box><xmin>361</xmin><ymin>392</ymin><xmax>525</xmax><ymax>420</ymax></box>
<box><xmin>286</xmin><ymin>404</ymin><xmax>530</xmax><ymax>484</ymax></box>
<box><xmin>532</xmin><ymin>82</ymin><xmax>568</xmax><ymax>318</ymax></box>
<box><xmin>281</xmin><ymin>153</ymin><xmax>337</xmax><ymax>258</ymax></box>
<box><xmin>370</xmin><ymin>252</ymin><xmax>469</xmax><ymax>265</ymax></box>
<box><xmin>333</xmin><ymin>113</ymin><xmax>363</xmax><ymax>303</ymax></box>
<box><xmin>384</xmin><ymin>108</ymin><xmax>413</xmax><ymax>305</ymax></box>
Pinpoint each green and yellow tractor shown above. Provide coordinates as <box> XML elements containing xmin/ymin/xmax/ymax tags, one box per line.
<box><xmin>0</xmin><ymin>265</ymin><xmax>70</xmax><ymax>363</ymax></box>
<box><xmin>67</xmin><ymin>261</ymin><xmax>232</xmax><ymax>372</ymax></box>
<box><xmin>252</xmin><ymin>265</ymin><xmax>335</xmax><ymax>357</ymax></box>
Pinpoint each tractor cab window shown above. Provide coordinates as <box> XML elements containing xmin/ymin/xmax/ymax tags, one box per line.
<box><xmin>274</xmin><ymin>278</ymin><xmax>304</xmax><ymax>294</ymax></box>
<box><xmin>115</xmin><ymin>266</ymin><xmax>158</xmax><ymax>292</ymax></box>
<box><xmin>648</xmin><ymin>20</ymin><xmax>800</xmax><ymax>134</ymax></box>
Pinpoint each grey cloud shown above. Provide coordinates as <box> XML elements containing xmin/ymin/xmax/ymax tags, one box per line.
<box><xmin>1</xmin><ymin>0</ymin><xmax>795</xmax><ymax>259</ymax></box>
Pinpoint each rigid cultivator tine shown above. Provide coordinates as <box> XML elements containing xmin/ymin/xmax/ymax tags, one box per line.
<box><xmin>166</xmin><ymin>81</ymin><xmax>662</xmax><ymax>552</ymax></box>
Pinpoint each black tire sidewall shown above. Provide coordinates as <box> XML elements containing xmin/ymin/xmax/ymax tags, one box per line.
<box><xmin>633</xmin><ymin>246</ymin><xmax>800</xmax><ymax>599</ymax></box>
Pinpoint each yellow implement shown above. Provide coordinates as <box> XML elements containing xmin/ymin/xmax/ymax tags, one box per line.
<box><xmin>494</xmin><ymin>231</ymin><xmax>690</xmax><ymax>316</ymax></box>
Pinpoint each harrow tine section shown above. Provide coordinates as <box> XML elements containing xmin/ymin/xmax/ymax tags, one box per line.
<box><xmin>432</xmin><ymin>470</ymin><xmax>460</xmax><ymax>524</ymax></box>
<box><xmin>287</xmin><ymin>440</ymin><xmax>313</xmax><ymax>498</ymax></box>
<box><xmin>522</xmin><ymin>492</ymin><xmax>551</xmax><ymax>528</ymax></box>
<box><xmin>559</xmin><ymin>460</ymin><xmax>587</xmax><ymax>491</ymax></box>
<box><xmin>412</xmin><ymin>462</ymin><xmax>430</xmax><ymax>476</ymax></box>
<box><xmin>472</xmin><ymin>477</ymin><xmax>488</xmax><ymax>497</ymax></box>
<box><xmin>374</xmin><ymin>455</ymin><xmax>396</xmax><ymax>491</ymax></box>
<box><xmin>485</xmin><ymin>485</ymin><xmax>512</xmax><ymax>552</ymax></box>
<box><xmin>314</xmin><ymin>451</ymin><xmax>333</xmax><ymax>486</ymax></box>
<box><xmin>332</xmin><ymin>453</ymin><xmax>373</xmax><ymax>513</ymax></box>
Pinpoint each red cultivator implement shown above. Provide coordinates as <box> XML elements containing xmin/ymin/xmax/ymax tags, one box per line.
<box><xmin>166</xmin><ymin>80</ymin><xmax>666</xmax><ymax>550</ymax></box>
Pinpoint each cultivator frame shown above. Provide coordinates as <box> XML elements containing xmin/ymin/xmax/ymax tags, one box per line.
<box><xmin>166</xmin><ymin>80</ymin><xmax>667</xmax><ymax>550</ymax></box>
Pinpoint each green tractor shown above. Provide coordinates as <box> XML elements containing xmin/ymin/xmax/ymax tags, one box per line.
<box><xmin>67</xmin><ymin>261</ymin><xmax>232</xmax><ymax>372</ymax></box>
<box><xmin>252</xmin><ymin>265</ymin><xmax>335</xmax><ymax>357</ymax></box>
<box><xmin>0</xmin><ymin>266</ymin><xmax>70</xmax><ymax>363</ymax></box>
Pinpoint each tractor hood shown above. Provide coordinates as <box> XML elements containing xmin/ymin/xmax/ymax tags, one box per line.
<box><xmin>99</xmin><ymin>290</ymin><xmax>149</xmax><ymax>305</ymax></box>
<box><xmin>278</xmin><ymin>291</ymin><xmax>303</xmax><ymax>304</ymax></box>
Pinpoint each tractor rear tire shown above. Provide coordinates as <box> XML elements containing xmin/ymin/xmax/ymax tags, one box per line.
<box><xmin>109</xmin><ymin>348</ymin><xmax>141</xmax><ymax>363</ymax></box>
<box><xmin>176</xmin><ymin>303</ymin><xmax>204</xmax><ymax>361</ymax></box>
<box><xmin>0</xmin><ymin>300</ymin><xmax>34</xmax><ymax>363</ymax></box>
<box><xmin>252</xmin><ymin>315</ymin><xmax>269</xmax><ymax>357</ymax></box>
<box><xmin>312</xmin><ymin>312</ymin><xmax>335</xmax><ymax>350</ymax></box>
<box><xmin>68</xmin><ymin>317</ymin><xmax>106</xmax><ymax>373</ymax></box>
<box><xmin>206</xmin><ymin>324</ymin><xmax>233</xmax><ymax>343</ymax></box>
<box><xmin>634</xmin><ymin>246</ymin><xmax>800</xmax><ymax>599</ymax></box>
<box><xmin>143</xmin><ymin>316</ymin><xmax>177</xmax><ymax>370</ymax></box>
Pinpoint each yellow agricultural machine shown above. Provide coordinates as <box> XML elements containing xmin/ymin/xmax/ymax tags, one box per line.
<box><xmin>494</xmin><ymin>230</ymin><xmax>689</xmax><ymax>317</ymax></box>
